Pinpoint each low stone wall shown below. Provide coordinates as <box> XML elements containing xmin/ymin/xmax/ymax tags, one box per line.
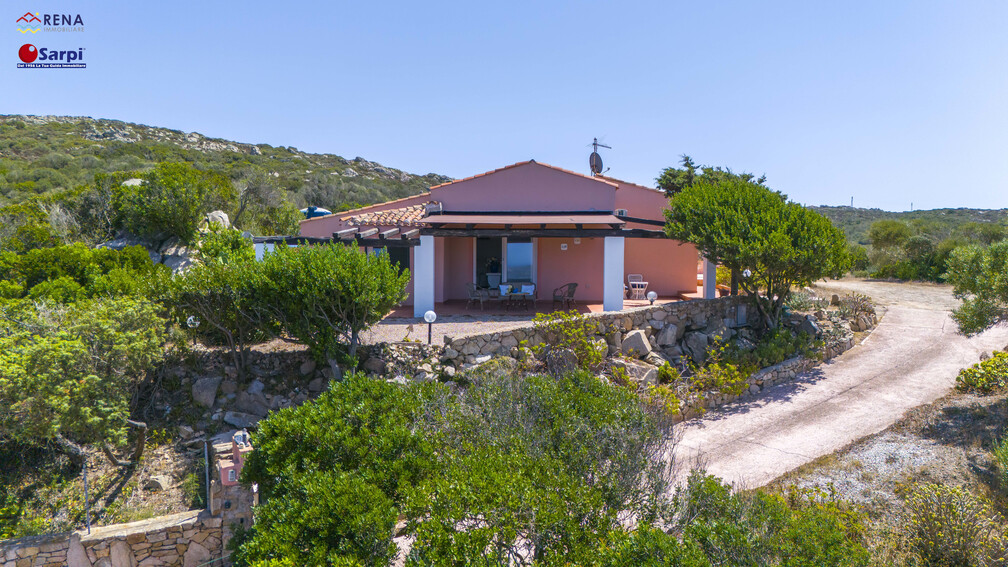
<box><xmin>688</xmin><ymin>355</ymin><xmax>820</xmax><ymax>417</ymax></box>
<box><xmin>1</xmin><ymin>510</ymin><xmax>223</xmax><ymax>567</ymax></box>
<box><xmin>442</xmin><ymin>295</ymin><xmax>752</xmax><ymax>368</ymax></box>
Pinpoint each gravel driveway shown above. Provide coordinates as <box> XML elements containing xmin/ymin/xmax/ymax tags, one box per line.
<box><xmin>672</xmin><ymin>278</ymin><xmax>1008</xmax><ymax>489</ymax></box>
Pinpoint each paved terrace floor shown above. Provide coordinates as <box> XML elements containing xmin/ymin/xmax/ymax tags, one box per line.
<box><xmin>365</xmin><ymin>288</ymin><xmax>708</xmax><ymax>346</ymax></box>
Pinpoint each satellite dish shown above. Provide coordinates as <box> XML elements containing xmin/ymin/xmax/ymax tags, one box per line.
<box><xmin>589</xmin><ymin>152</ymin><xmax>604</xmax><ymax>175</ymax></box>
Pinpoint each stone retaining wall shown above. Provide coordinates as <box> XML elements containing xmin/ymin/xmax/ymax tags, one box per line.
<box><xmin>689</xmin><ymin>355</ymin><xmax>821</xmax><ymax>418</ymax></box>
<box><xmin>1</xmin><ymin>510</ymin><xmax>223</xmax><ymax>567</ymax></box>
<box><xmin>443</xmin><ymin>296</ymin><xmax>752</xmax><ymax>368</ymax></box>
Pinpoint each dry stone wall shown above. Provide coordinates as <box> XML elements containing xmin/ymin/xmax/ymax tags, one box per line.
<box><xmin>442</xmin><ymin>296</ymin><xmax>753</xmax><ymax>369</ymax></box>
<box><xmin>439</xmin><ymin>295</ymin><xmax>872</xmax><ymax>422</ymax></box>
<box><xmin>1</xmin><ymin>510</ymin><xmax>223</xmax><ymax>567</ymax></box>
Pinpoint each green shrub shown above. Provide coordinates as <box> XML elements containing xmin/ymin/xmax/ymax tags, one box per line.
<box><xmin>955</xmin><ymin>351</ymin><xmax>1008</xmax><ymax>395</ymax></box>
<box><xmin>237</xmin><ymin>470</ymin><xmax>397</xmax><ymax>567</ymax></box>
<box><xmin>597</xmin><ymin>525</ymin><xmax>708</xmax><ymax>567</ymax></box>
<box><xmin>159</xmin><ymin>256</ymin><xmax>271</xmax><ymax>374</ymax></box>
<box><xmin>948</xmin><ymin>241</ymin><xmax>1008</xmax><ymax>336</ymax></box>
<box><xmin>0</xmin><ymin>298</ymin><xmax>165</xmax><ymax>453</ymax></box>
<box><xmin>260</xmin><ymin>243</ymin><xmax>410</xmax><ymax>361</ymax></box>
<box><xmin>993</xmin><ymin>436</ymin><xmax>1008</xmax><ymax>495</ymax></box>
<box><xmin>904</xmin><ymin>483</ymin><xmax>1006</xmax><ymax>566</ymax></box>
<box><xmin>531</xmin><ymin>310</ymin><xmax>605</xmax><ymax>372</ymax></box>
<box><xmin>113</xmin><ymin>162</ymin><xmax>236</xmax><ymax>243</ymax></box>
<box><xmin>725</xmin><ymin>328</ymin><xmax>820</xmax><ymax>370</ymax></box>
<box><xmin>198</xmin><ymin>222</ymin><xmax>254</xmax><ymax>264</ymax></box>
<box><xmin>8</xmin><ymin>243</ymin><xmax>159</xmax><ymax>302</ymax></box>
<box><xmin>237</xmin><ymin>374</ymin><xmax>440</xmax><ymax>566</ymax></box>
<box><xmin>27</xmin><ymin>276</ymin><xmax>84</xmax><ymax>303</ymax></box>
<box><xmin>657</xmin><ymin>361</ymin><xmax>681</xmax><ymax>384</ymax></box>
<box><xmin>672</xmin><ymin>472</ymin><xmax>870</xmax><ymax>566</ymax></box>
<box><xmin>848</xmin><ymin>243</ymin><xmax>870</xmax><ymax>272</ymax></box>
<box><xmin>838</xmin><ymin>292</ymin><xmax>875</xmax><ymax>320</ymax></box>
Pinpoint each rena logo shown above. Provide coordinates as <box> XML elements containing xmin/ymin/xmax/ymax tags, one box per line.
<box><xmin>16</xmin><ymin>11</ymin><xmax>41</xmax><ymax>33</ymax></box>
<box><xmin>16</xmin><ymin>11</ymin><xmax>83</xmax><ymax>32</ymax></box>
<box><xmin>17</xmin><ymin>43</ymin><xmax>85</xmax><ymax>68</ymax></box>
<box><xmin>19</xmin><ymin>43</ymin><xmax>37</xmax><ymax>62</ymax></box>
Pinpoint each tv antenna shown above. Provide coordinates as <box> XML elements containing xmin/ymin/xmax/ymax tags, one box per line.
<box><xmin>588</xmin><ymin>137</ymin><xmax>610</xmax><ymax>176</ymax></box>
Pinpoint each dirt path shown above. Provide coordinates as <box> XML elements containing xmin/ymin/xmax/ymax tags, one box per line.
<box><xmin>673</xmin><ymin>279</ymin><xmax>1008</xmax><ymax>489</ymax></box>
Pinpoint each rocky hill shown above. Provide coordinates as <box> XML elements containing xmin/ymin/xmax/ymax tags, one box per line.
<box><xmin>0</xmin><ymin>115</ymin><xmax>450</xmax><ymax>211</ymax></box>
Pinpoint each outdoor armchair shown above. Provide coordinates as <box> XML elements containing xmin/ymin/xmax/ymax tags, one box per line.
<box><xmin>552</xmin><ymin>282</ymin><xmax>577</xmax><ymax>310</ymax></box>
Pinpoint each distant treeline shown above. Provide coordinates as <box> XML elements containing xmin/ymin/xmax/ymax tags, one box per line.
<box><xmin>814</xmin><ymin>206</ymin><xmax>1008</xmax><ymax>282</ymax></box>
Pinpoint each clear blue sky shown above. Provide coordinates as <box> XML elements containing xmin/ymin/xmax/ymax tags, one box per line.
<box><xmin>5</xmin><ymin>1</ymin><xmax>1008</xmax><ymax>211</ymax></box>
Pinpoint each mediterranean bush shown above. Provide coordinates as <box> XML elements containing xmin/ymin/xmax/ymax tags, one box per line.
<box><xmin>259</xmin><ymin>243</ymin><xmax>410</xmax><ymax>361</ymax></box>
<box><xmin>112</xmin><ymin>162</ymin><xmax>236</xmax><ymax>243</ymax></box>
<box><xmin>993</xmin><ymin>436</ymin><xmax>1008</xmax><ymax>495</ymax></box>
<box><xmin>530</xmin><ymin>309</ymin><xmax>606</xmax><ymax>372</ymax></box>
<box><xmin>955</xmin><ymin>351</ymin><xmax>1008</xmax><ymax>394</ymax></box>
<box><xmin>0</xmin><ymin>297</ymin><xmax>165</xmax><ymax>460</ymax></box>
<box><xmin>236</xmin><ymin>366</ymin><xmax>874</xmax><ymax>566</ymax></box>
<box><xmin>904</xmin><ymin>483</ymin><xmax>1007</xmax><ymax>566</ymax></box>
<box><xmin>725</xmin><ymin>329</ymin><xmax>820</xmax><ymax>370</ymax></box>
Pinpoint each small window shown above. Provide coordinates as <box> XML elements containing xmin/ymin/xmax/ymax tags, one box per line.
<box><xmin>228</xmin><ymin>469</ymin><xmax>236</xmax><ymax>482</ymax></box>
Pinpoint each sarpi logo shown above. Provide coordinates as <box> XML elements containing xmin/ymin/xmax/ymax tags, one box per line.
<box><xmin>17</xmin><ymin>11</ymin><xmax>84</xmax><ymax>32</ymax></box>
<box><xmin>16</xmin><ymin>11</ymin><xmax>40</xmax><ymax>33</ymax></box>
<box><xmin>17</xmin><ymin>43</ymin><xmax>85</xmax><ymax>68</ymax></box>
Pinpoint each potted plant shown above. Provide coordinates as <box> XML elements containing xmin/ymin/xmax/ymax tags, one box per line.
<box><xmin>485</xmin><ymin>256</ymin><xmax>502</xmax><ymax>287</ymax></box>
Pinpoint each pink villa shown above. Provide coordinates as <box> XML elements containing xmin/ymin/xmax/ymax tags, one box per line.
<box><xmin>297</xmin><ymin>161</ymin><xmax>716</xmax><ymax>317</ymax></box>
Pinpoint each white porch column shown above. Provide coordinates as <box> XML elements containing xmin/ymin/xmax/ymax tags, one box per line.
<box><xmin>413</xmin><ymin>235</ymin><xmax>435</xmax><ymax>318</ymax></box>
<box><xmin>603</xmin><ymin>236</ymin><xmax>625</xmax><ymax>311</ymax></box>
<box><xmin>702</xmin><ymin>257</ymin><xmax>716</xmax><ymax>299</ymax></box>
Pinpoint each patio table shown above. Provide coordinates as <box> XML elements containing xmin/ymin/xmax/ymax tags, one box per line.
<box><xmin>629</xmin><ymin>280</ymin><xmax>649</xmax><ymax>300</ymax></box>
<box><xmin>505</xmin><ymin>292</ymin><xmax>531</xmax><ymax>311</ymax></box>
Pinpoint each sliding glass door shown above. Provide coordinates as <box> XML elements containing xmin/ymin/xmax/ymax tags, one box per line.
<box><xmin>473</xmin><ymin>236</ymin><xmax>536</xmax><ymax>287</ymax></box>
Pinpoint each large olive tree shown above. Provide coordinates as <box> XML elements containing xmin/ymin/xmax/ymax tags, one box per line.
<box><xmin>664</xmin><ymin>178</ymin><xmax>849</xmax><ymax>328</ymax></box>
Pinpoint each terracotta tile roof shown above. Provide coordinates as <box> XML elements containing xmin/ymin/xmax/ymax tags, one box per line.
<box><xmin>344</xmin><ymin>201</ymin><xmax>438</xmax><ymax>227</ymax></box>
<box><xmin>429</xmin><ymin>160</ymin><xmax>618</xmax><ymax>190</ymax></box>
<box><xmin>299</xmin><ymin>192</ymin><xmax>433</xmax><ymax>225</ymax></box>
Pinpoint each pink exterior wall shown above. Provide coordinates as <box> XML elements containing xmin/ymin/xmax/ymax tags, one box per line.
<box><xmin>611</xmin><ymin>178</ymin><xmax>668</xmax><ymax>222</ymax></box>
<box><xmin>299</xmin><ymin>162</ymin><xmax>702</xmax><ymax>311</ymax></box>
<box><xmin>625</xmin><ymin>239</ymin><xmax>699</xmax><ymax>296</ymax></box>
<box><xmin>440</xmin><ymin>237</ymin><xmax>473</xmax><ymax>301</ymax></box>
<box><xmin>432</xmin><ymin>162</ymin><xmax>617</xmax><ymax>212</ymax></box>
<box><xmin>612</xmin><ymin>177</ymin><xmax>699</xmax><ymax>294</ymax></box>
<box><xmin>536</xmin><ymin>237</ymin><xmax>605</xmax><ymax>302</ymax></box>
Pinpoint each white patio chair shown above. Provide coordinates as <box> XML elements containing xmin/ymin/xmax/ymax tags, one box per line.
<box><xmin>627</xmin><ymin>274</ymin><xmax>648</xmax><ymax>300</ymax></box>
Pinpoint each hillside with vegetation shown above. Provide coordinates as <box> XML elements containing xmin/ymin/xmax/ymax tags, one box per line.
<box><xmin>0</xmin><ymin>115</ymin><xmax>448</xmax><ymax>238</ymax></box>
<box><xmin>812</xmin><ymin>205</ymin><xmax>1008</xmax><ymax>245</ymax></box>
<box><xmin>809</xmin><ymin>206</ymin><xmax>1008</xmax><ymax>283</ymax></box>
